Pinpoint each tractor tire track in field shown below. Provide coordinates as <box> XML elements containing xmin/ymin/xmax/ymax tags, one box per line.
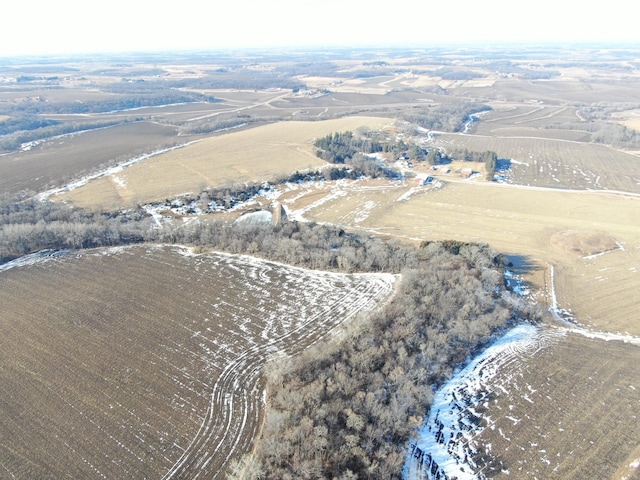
<box><xmin>161</xmin><ymin>253</ymin><xmax>396</xmax><ymax>479</ymax></box>
<box><xmin>0</xmin><ymin>246</ymin><xmax>396</xmax><ymax>479</ymax></box>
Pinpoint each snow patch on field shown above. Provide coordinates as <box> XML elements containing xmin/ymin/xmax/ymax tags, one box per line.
<box><xmin>397</xmin><ymin>187</ymin><xmax>422</xmax><ymax>202</ymax></box>
<box><xmin>0</xmin><ymin>249</ymin><xmax>70</xmax><ymax>272</ymax></box>
<box><xmin>404</xmin><ymin>324</ymin><xmax>564</xmax><ymax>480</ymax></box>
<box><xmin>111</xmin><ymin>175</ymin><xmax>127</xmax><ymax>189</ymax></box>
<box><xmin>352</xmin><ymin>200</ymin><xmax>378</xmax><ymax>223</ymax></box>
<box><xmin>288</xmin><ymin>188</ymin><xmax>348</xmax><ymax>222</ymax></box>
<box><xmin>37</xmin><ymin>142</ymin><xmax>199</xmax><ymax>201</ymax></box>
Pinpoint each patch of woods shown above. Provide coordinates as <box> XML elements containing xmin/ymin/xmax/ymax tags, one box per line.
<box><xmin>314</xmin><ymin>128</ymin><xmax>502</xmax><ymax>183</ymax></box>
<box><xmin>399</xmin><ymin>102</ymin><xmax>491</xmax><ymax>133</ymax></box>
<box><xmin>0</xmin><ymin>194</ymin><xmax>152</xmax><ymax>263</ymax></box>
<box><xmin>313</xmin><ymin>131</ymin><xmax>398</xmax><ymax>179</ymax></box>
<box><xmin>227</xmin><ymin>238</ymin><xmax>541</xmax><ymax>479</ymax></box>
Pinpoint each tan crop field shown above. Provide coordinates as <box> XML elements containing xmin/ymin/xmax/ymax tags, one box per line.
<box><xmin>0</xmin><ymin>245</ymin><xmax>395</xmax><ymax>479</ymax></box>
<box><xmin>55</xmin><ymin>116</ymin><xmax>394</xmax><ymax>209</ymax></box>
<box><xmin>432</xmin><ymin>132</ymin><xmax>640</xmax><ymax>193</ymax></box>
<box><xmin>278</xmin><ymin>179</ymin><xmax>640</xmax><ymax>336</ymax></box>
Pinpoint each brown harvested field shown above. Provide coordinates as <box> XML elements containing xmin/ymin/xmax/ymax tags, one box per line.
<box><xmin>280</xmin><ymin>179</ymin><xmax>640</xmax><ymax>336</ymax></box>
<box><xmin>0</xmin><ymin>87</ymin><xmax>117</xmax><ymax>105</ymax></box>
<box><xmin>47</xmin><ymin>102</ymin><xmax>234</xmax><ymax>124</ymax></box>
<box><xmin>456</xmin><ymin>77</ymin><xmax>640</xmax><ymax>105</ymax></box>
<box><xmin>433</xmin><ymin>132</ymin><xmax>640</xmax><ymax>193</ymax></box>
<box><xmin>403</xmin><ymin>323</ymin><xmax>640</xmax><ymax>480</ymax></box>
<box><xmin>0</xmin><ymin>245</ymin><xmax>395</xmax><ymax>479</ymax></box>
<box><xmin>56</xmin><ymin>116</ymin><xmax>394</xmax><ymax>208</ymax></box>
<box><xmin>476</xmin><ymin>105</ymin><xmax>587</xmax><ymax>137</ymax></box>
<box><xmin>475</xmin><ymin>328</ymin><xmax>640</xmax><ymax>479</ymax></box>
<box><xmin>0</xmin><ymin>122</ymin><xmax>180</xmax><ymax>195</ymax></box>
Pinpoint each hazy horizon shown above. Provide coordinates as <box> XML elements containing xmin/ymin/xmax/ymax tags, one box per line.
<box><xmin>2</xmin><ymin>0</ymin><xmax>639</xmax><ymax>58</ymax></box>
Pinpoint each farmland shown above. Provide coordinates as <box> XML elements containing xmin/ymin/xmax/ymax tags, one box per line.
<box><xmin>54</xmin><ymin>116</ymin><xmax>394</xmax><ymax>209</ymax></box>
<box><xmin>281</xmin><ymin>178</ymin><xmax>640</xmax><ymax>336</ymax></box>
<box><xmin>1</xmin><ymin>45</ymin><xmax>640</xmax><ymax>479</ymax></box>
<box><xmin>0</xmin><ymin>245</ymin><xmax>395</xmax><ymax>479</ymax></box>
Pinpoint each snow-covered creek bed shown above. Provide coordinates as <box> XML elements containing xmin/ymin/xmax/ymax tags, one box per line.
<box><xmin>403</xmin><ymin>324</ymin><xmax>565</xmax><ymax>480</ymax></box>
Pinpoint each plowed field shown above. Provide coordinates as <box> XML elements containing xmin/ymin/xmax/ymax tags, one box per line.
<box><xmin>0</xmin><ymin>246</ymin><xmax>396</xmax><ymax>479</ymax></box>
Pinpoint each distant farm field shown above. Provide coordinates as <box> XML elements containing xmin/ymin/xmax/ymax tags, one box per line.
<box><xmin>433</xmin><ymin>132</ymin><xmax>640</xmax><ymax>193</ymax></box>
<box><xmin>457</xmin><ymin>78</ymin><xmax>640</xmax><ymax>105</ymax></box>
<box><xmin>0</xmin><ymin>122</ymin><xmax>180</xmax><ymax>195</ymax></box>
<box><xmin>0</xmin><ymin>246</ymin><xmax>395</xmax><ymax>479</ymax></box>
<box><xmin>56</xmin><ymin>116</ymin><xmax>394</xmax><ymax>208</ymax></box>
<box><xmin>280</xmin><ymin>179</ymin><xmax>640</xmax><ymax>336</ymax></box>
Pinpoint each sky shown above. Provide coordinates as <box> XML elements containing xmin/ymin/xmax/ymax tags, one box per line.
<box><xmin>1</xmin><ymin>0</ymin><xmax>639</xmax><ymax>57</ymax></box>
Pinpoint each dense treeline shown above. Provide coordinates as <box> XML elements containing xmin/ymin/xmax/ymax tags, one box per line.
<box><xmin>160</xmin><ymin>220</ymin><xmax>419</xmax><ymax>273</ymax></box>
<box><xmin>314</xmin><ymin>131</ymin><xmax>384</xmax><ymax>163</ymax></box>
<box><xmin>447</xmin><ymin>148</ymin><xmax>498</xmax><ymax>165</ymax></box>
<box><xmin>2</xmin><ymin>91</ymin><xmax>216</xmax><ymax>116</ymax></box>
<box><xmin>178</xmin><ymin>117</ymin><xmax>252</xmax><ymax>135</ymax></box>
<box><xmin>229</xmin><ymin>240</ymin><xmax>539</xmax><ymax>479</ymax></box>
<box><xmin>314</xmin><ymin>131</ymin><xmax>400</xmax><ymax>178</ymax></box>
<box><xmin>0</xmin><ymin>115</ymin><xmax>59</xmax><ymax>136</ymax></box>
<box><xmin>0</xmin><ymin>194</ymin><xmax>153</xmax><ymax>262</ymax></box>
<box><xmin>0</xmin><ymin>189</ymin><xmax>509</xmax><ymax>276</ymax></box>
<box><xmin>400</xmin><ymin>103</ymin><xmax>491</xmax><ymax>132</ymax></box>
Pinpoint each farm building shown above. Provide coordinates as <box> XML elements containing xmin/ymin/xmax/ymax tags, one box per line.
<box><xmin>415</xmin><ymin>175</ymin><xmax>435</xmax><ymax>186</ymax></box>
<box><xmin>460</xmin><ymin>168</ymin><xmax>473</xmax><ymax>178</ymax></box>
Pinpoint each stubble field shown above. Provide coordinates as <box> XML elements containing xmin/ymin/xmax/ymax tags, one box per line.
<box><xmin>0</xmin><ymin>122</ymin><xmax>181</xmax><ymax>195</ymax></box>
<box><xmin>277</xmin><ymin>178</ymin><xmax>640</xmax><ymax>336</ymax></box>
<box><xmin>431</xmin><ymin>132</ymin><xmax>640</xmax><ymax>193</ymax></box>
<box><xmin>0</xmin><ymin>245</ymin><xmax>396</xmax><ymax>479</ymax></box>
<box><xmin>474</xmin><ymin>329</ymin><xmax>640</xmax><ymax>479</ymax></box>
<box><xmin>54</xmin><ymin>116</ymin><xmax>394</xmax><ymax>209</ymax></box>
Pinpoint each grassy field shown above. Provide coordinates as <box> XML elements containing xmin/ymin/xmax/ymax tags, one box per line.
<box><xmin>0</xmin><ymin>245</ymin><xmax>395</xmax><ymax>479</ymax></box>
<box><xmin>277</xmin><ymin>178</ymin><xmax>640</xmax><ymax>336</ymax></box>
<box><xmin>431</xmin><ymin>132</ymin><xmax>640</xmax><ymax>193</ymax></box>
<box><xmin>55</xmin><ymin>116</ymin><xmax>394</xmax><ymax>208</ymax></box>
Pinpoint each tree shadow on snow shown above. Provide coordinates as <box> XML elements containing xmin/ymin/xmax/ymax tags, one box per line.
<box><xmin>502</xmin><ymin>253</ymin><xmax>542</xmax><ymax>275</ymax></box>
